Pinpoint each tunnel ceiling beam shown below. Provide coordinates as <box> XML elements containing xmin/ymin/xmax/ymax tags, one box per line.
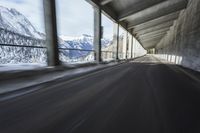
<box><xmin>139</xmin><ymin>33</ymin><xmax>166</xmax><ymax>42</ymax></box>
<box><xmin>139</xmin><ymin>33</ymin><xmax>166</xmax><ymax>40</ymax></box>
<box><xmin>124</xmin><ymin>0</ymin><xmax>187</xmax><ymax>27</ymax></box>
<box><xmin>134</xmin><ymin>21</ymin><xmax>174</xmax><ymax>35</ymax></box>
<box><xmin>139</xmin><ymin>32</ymin><xmax>166</xmax><ymax>40</ymax></box>
<box><xmin>141</xmin><ymin>39</ymin><xmax>162</xmax><ymax>44</ymax></box>
<box><xmin>128</xmin><ymin>11</ymin><xmax>180</xmax><ymax>30</ymax></box>
<box><xmin>101</xmin><ymin>0</ymin><xmax>112</xmax><ymax>5</ymax></box>
<box><xmin>137</xmin><ymin>27</ymin><xmax>170</xmax><ymax>37</ymax></box>
<box><xmin>118</xmin><ymin>0</ymin><xmax>167</xmax><ymax>21</ymax></box>
<box><xmin>140</xmin><ymin>36</ymin><xmax>163</xmax><ymax>43</ymax></box>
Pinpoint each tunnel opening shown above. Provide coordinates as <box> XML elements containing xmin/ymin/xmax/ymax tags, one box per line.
<box><xmin>0</xmin><ymin>0</ymin><xmax>200</xmax><ymax>133</ymax></box>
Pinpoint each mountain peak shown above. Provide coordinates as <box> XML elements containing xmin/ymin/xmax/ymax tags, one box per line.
<box><xmin>0</xmin><ymin>6</ymin><xmax>43</xmax><ymax>39</ymax></box>
<box><xmin>10</xmin><ymin>8</ymin><xmax>21</xmax><ymax>16</ymax></box>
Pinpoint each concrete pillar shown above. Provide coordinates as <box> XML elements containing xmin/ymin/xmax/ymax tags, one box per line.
<box><xmin>93</xmin><ymin>6</ymin><xmax>102</xmax><ymax>63</ymax></box>
<box><xmin>113</xmin><ymin>23</ymin><xmax>119</xmax><ymax>60</ymax></box>
<box><xmin>128</xmin><ymin>34</ymin><xmax>132</xmax><ymax>59</ymax></box>
<box><xmin>133</xmin><ymin>38</ymin><xmax>136</xmax><ymax>58</ymax></box>
<box><xmin>43</xmin><ymin>0</ymin><xmax>60</xmax><ymax>66</ymax></box>
<box><xmin>122</xmin><ymin>30</ymin><xmax>127</xmax><ymax>59</ymax></box>
<box><xmin>131</xmin><ymin>35</ymin><xmax>133</xmax><ymax>58</ymax></box>
<box><xmin>126</xmin><ymin>31</ymin><xmax>129</xmax><ymax>59</ymax></box>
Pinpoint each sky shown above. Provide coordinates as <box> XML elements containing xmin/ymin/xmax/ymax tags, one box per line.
<box><xmin>0</xmin><ymin>0</ymin><xmax>113</xmax><ymax>39</ymax></box>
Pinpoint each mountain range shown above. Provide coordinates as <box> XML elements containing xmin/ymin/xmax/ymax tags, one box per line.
<box><xmin>0</xmin><ymin>6</ymin><xmax>112</xmax><ymax>64</ymax></box>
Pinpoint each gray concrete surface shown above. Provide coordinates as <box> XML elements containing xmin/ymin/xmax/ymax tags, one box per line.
<box><xmin>156</xmin><ymin>0</ymin><xmax>200</xmax><ymax>72</ymax></box>
<box><xmin>129</xmin><ymin>12</ymin><xmax>180</xmax><ymax>30</ymax></box>
<box><xmin>0</xmin><ymin>55</ymin><xmax>199</xmax><ymax>133</ymax></box>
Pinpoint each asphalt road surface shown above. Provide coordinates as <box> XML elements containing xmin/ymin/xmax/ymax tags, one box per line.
<box><xmin>0</xmin><ymin>55</ymin><xmax>200</xmax><ymax>133</ymax></box>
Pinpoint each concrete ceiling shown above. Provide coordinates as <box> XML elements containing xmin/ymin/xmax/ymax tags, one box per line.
<box><xmin>86</xmin><ymin>0</ymin><xmax>188</xmax><ymax>50</ymax></box>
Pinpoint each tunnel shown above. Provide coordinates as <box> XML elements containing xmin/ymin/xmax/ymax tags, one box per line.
<box><xmin>0</xmin><ymin>0</ymin><xmax>199</xmax><ymax>133</ymax></box>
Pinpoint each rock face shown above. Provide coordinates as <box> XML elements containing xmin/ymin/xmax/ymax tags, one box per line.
<box><xmin>156</xmin><ymin>0</ymin><xmax>200</xmax><ymax>72</ymax></box>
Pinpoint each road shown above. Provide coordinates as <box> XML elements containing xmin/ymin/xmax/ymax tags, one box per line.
<box><xmin>0</xmin><ymin>55</ymin><xmax>200</xmax><ymax>133</ymax></box>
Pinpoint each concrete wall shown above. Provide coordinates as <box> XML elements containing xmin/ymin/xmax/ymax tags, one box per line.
<box><xmin>155</xmin><ymin>0</ymin><xmax>200</xmax><ymax>72</ymax></box>
<box><xmin>133</xmin><ymin>37</ymin><xmax>147</xmax><ymax>58</ymax></box>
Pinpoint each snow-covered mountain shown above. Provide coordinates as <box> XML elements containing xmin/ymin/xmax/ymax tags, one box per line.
<box><xmin>59</xmin><ymin>34</ymin><xmax>93</xmax><ymax>50</ymax></box>
<box><xmin>58</xmin><ymin>34</ymin><xmax>111</xmax><ymax>61</ymax></box>
<box><xmin>0</xmin><ymin>6</ymin><xmax>44</xmax><ymax>39</ymax></box>
<box><xmin>0</xmin><ymin>6</ymin><xmax>112</xmax><ymax>64</ymax></box>
<box><xmin>59</xmin><ymin>34</ymin><xmax>111</xmax><ymax>49</ymax></box>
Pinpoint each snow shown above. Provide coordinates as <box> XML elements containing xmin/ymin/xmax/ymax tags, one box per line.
<box><xmin>0</xmin><ymin>6</ymin><xmax>114</xmax><ymax>66</ymax></box>
<box><xmin>0</xmin><ymin>6</ymin><xmax>44</xmax><ymax>39</ymax></box>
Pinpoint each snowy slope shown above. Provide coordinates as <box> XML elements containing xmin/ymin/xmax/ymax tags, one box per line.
<box><xmin>0</xmin><ymin>6</ymin><xmax>44</xmax><ymax>39</ymax></box>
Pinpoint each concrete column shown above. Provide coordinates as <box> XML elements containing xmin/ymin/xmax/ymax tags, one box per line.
<box><xmin>133</xmin><ymin>38</ymin><xmax>136</xmax><ymax>58</ymax></box>
<box><xmin>113</xmin><ymin>23</ymin><xmax>119</xmax><ymax>60</ymax></box>
<box><xmin>128</xmin><ymin>34</ymin><xmax>132</xmax><ymax>59</ymax></box>
<box><xmin>131</xmin><ymin>35</ymin><xmax>133</xmax><ymax>58</ymax></box>
<box><xmin>126</xmin><ymin>31</ymin><xmax>129</xmax><ymax>59</ymax></box>
<box><xmin>43</xmin><ymin>0</ymin><xmax>60</xmax><ymax>66</ymax></box>
<box><xmin>93</xmin><ymin>6</ymin><xmax>102</xmax><ymax>63</ymax></box>
<box><xmin>122</xmin><ymin>30</ymin><xmax>127</xmax><ymax>59</ymax></box>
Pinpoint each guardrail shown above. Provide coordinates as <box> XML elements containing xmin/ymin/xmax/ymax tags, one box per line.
<box><xmin>0</xmin><ymin>28</ymin><xmax>126</xmax><ymax>64</ymax></box>
<box><xmin>0</xmin><ymin>43</ymin><xmax>96</xmax><ymax>64</ymax></box>
<box><xmin>0</xmin><ymin>42</ymin><xmax>129</xmax><ymax>64</ymax></box>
